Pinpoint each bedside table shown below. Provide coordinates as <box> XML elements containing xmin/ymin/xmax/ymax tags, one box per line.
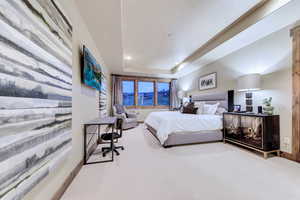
<box><xmin>223</xmin><ymin>112</ymin><xmax>280</xmax><ymax>159</ymax></box>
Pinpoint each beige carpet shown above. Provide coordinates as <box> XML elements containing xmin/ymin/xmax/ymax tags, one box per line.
<box><xmin>62</xmin><ymin>125</ymin><xmax>300</xmax><ymax>200</ymax></box>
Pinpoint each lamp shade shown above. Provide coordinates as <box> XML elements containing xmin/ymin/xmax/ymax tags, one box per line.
<box><xmin>177</xmin><ymin>90</ymin><xmax>186</xmax><ymax>99</ymax></box>
<box><xmin>237</xmin><ymin>74</ymin><xmax>261</xmax><ymax>92</ymax></box>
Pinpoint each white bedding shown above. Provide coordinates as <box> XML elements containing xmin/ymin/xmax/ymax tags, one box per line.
<box><xmin>144</xmin><ymin>111</ymin><xmax>223</xmax><ymax>144</ymax></box>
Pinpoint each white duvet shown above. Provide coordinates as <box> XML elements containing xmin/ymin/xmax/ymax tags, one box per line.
<box><xmin>144</xmin><ymin>111</ymin><xmax>223</xmax><ymax>144</ymax></box>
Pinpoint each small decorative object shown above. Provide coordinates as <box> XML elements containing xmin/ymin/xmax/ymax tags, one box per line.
<box><xmin>199</xmin><ymin>72</ymin><xmax>217</xmax><ymax>90</ymax></box>
<box><xmin>262</xmin><ymin>97</ymin><xmax>274</xmax><ymax>115</ymax></box>
<box><xmin>258</xmin><ymin>106</ymin><xmax>262</xmax><ymax>114</ymax></box>
<box><xmin>233</xmin><ymin>105</ymin><xmax>241</xmax><ymax>112</ymax></box>
<box><xmin>237</xmin><ymin>74</ymin><xmax>261</xmax><ymax>113</ymax></box>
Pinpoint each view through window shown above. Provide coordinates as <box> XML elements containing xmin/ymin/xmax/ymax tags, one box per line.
<box><xmin>122</xmin><ymin>80</ymin><xmax>134</xmax><ymax>106</ymax></box>
<box><xmin>157</xmin><ymin>82</ymin><xmax>170</xmax><ymax>106</ymax></box>
<box><xmin>121</xmin><ymin>77</ymin><xmax>171</xmax><ymax>108</ymax></box>
<box><xmin>138</xmin><ymin>81</ymin><xmax>154</xmax><ymax>106</ymax></box>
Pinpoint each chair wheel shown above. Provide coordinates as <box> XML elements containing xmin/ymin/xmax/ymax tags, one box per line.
<box><xmin>103</xmin><ymin>153</ymin><xmax>106</xmax><ymax>157</ymax></box>
<box><xmin>121</xmin><ymin>147</ymin><xmax>124</xmax><ymax>150</ymax></box>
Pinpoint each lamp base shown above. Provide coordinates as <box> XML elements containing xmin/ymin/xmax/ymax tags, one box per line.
<box><xmin>246</xmin><ymin>106</ymin><xmax>253</xmax><ymax>112</ymax></box>
<box><xmin>245</xmin><ymin>92</ymin><xmax>253</xmax><ymax>112</ymax></box>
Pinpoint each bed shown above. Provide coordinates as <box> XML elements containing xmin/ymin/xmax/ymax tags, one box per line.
<box><xmin>145</xmin><ymin>90</ymin><xmax>234</xmax><ymax>147</ymax></box>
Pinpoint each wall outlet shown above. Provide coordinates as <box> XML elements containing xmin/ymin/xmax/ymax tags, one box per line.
<box><xmin>283</xmin><ymin>137</ymin><xmax>291</xmax><ymax>145</ymax></box>
<box><xmin>283</xmin><ymin>137</ymin><xmax>291</xmax><ymax>152</ymax></box>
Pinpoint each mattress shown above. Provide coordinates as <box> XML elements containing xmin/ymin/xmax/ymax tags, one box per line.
<box><xmin>144</xmin><ymin>111</ymin><xmax>223</xmax><ymax>145</ymax></box>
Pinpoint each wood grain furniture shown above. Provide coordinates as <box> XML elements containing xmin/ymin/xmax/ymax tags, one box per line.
<box><xmin>83</xmin><ymin>117</ymin><xmax>117</xmax><ymax>165</ymax></box>
<box><xmin>223</xmin><ymin>112</ymin><xmax>280</xmax><ymax>158</ymax></box>
<box><xmin>291</xmin><ymin>25</ymin><xmax>300</xmax><ymax>162</ymax></box>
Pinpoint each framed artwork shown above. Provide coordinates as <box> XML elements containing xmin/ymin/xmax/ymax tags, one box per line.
<box><xmin>0</xmin><ymin>0</ymin><xmax>72</xmax><ymax>199</ymax></box>
<box><xmin>199</xmin><ymin>72</ymin><xmax>217</xmax><ymax>90</ymax></box>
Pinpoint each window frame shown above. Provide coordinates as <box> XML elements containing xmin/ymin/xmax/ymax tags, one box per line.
<box><xmin>119</xmin><ymin>76</ymin><xmax>171</xmax><ymax>109</ymax></box>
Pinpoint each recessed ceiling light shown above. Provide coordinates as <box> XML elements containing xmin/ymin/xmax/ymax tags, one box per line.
<box><xmin>124</xmin><ymin>56</ymin><xmax>132</xmax><ymax>60</ymax></box>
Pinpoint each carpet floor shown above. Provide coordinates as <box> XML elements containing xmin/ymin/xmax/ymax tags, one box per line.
<box><xmin>62</xmin><ymin>125</ymin><xmax>300</xmax><ymax>200</ymax></box>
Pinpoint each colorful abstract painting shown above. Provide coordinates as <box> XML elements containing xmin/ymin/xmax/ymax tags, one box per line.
<box><xmin>0</xmin><ymin>0</ymin><xmax>72</xmax><ymax>199</ymax></box>
<box><xmin>83</xmin><ymin>46</ymin><xmax>102</xmax><ymax>91</ymax></box>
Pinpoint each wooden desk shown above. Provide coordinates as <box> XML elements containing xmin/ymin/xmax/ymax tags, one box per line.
<box><xmin>83</xmin><ymin>117</ymin><xmax>117</xmax><ymax>165</ymax></box>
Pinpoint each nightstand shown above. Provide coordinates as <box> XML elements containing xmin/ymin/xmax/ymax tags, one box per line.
<box><xmin>223</xmin><ymin>112</ymin><xmax>280</xmax><ymax>159</ymax></box>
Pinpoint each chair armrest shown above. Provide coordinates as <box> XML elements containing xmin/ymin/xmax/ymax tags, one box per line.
<box><xmin>124</xmin><ymin>107</ymin><xmax>139</xmax><ymax>115</ymax></box>
<box><xmin>126</xmin><ymin>113</ymin><xmax>137</xmax><ymax>118</ymax></box>
<box><xmin>114</xmin><ymin>113</ymin><xmax>126</xmax><ymax>119</ymax></box>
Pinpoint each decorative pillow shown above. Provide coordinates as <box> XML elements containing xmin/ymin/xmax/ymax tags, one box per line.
<box><xmin>180</xmin><ymin>101</ymin><xmax>189</xmax><ymax>113</ymax></box>
<box><xmin>203</xmin><ymin>103</ymin><xmax>220</xmax><ymax>114</ymax></box>
<box><xmin>120</xmin><ymin>113</ymin><xmax>127</xmax><ymax>119</ymax></box>
<box><xmin>216</xmin><ymin>107</ymin><xmax>227</xmax><ymax>115</ymax></box>
<box><xmin>182</xmin><ymin>102</ymin><xmax>198</xmax><ymax>114</ymax></box>
<box><xmin>194</xmin><ymin>102</ymin><xmax>205</xmax><ymax>114</ymax></box>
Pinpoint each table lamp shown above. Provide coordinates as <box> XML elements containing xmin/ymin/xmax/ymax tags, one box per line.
<box><xmin>237</xmin><ymin>74</ymin><xmax>261</xmax><ymax>112</ymax></box>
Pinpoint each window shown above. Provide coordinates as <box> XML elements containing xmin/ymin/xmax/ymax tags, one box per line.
<box><xmin>157</xmin><ymin>82</ymin><xmax>170</xmax><ymax>106</ymax></box>
<box><xmin>122</xmin><ymin>80</ymin><xmax>134</xmax><ymax>106</ymax></box>
<box><xmin>138</xmin><ymin>81</ymin><xmax>154</xmax><ymax>106</ymax></box>
<box><xmin>121</xmin><ymin>77</ymin><xmax>171</xmax><ymax>108</ymax></box>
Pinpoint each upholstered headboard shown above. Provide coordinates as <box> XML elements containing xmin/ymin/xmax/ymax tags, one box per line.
<box><xmin>191</xmin><ymin>90</ymin><xmax>234</xmax><ymax>112</ymax></box>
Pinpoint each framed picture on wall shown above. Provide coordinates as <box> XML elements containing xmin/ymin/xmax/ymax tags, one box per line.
<box><xmin>199</xmin><ymin>72</ymin><xmax>217</xmax><ymax>90</ymax></box>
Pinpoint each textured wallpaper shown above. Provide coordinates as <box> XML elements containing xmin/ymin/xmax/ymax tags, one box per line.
<box><xmin>0</xmin><ymin>0</ymin><xmax>72</xmax><ymax>199</ymax></box>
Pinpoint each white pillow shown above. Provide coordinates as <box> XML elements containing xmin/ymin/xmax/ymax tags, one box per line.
<box><xmin>194</xmin><ymin>102</ymin><xmax>205</xmax><ymax>114</ymax></box>
<box><xmin>216</xmin><ymin>107</ymin><xmax>227</xmax><ymax>115</ymax></box>
<box><xmin>203</xmin><ymin>103</ymin><xmax>220</xmax><ymax>114</ymax></box>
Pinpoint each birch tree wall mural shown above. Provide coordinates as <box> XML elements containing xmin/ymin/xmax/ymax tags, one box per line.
<box><xmin>0</xmin><ymin>0</ymin><xmax>73</xmax><ymax>199</ymax></box>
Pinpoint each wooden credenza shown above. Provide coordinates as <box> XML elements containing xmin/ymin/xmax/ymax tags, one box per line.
<box><xmin>223</xmin><ymin>112</ymin><xmax>280</xmax><ymax>158</ymax></box>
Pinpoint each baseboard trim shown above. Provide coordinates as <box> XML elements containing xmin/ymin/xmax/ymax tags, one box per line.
<box><xmin>51</xmin><ymin>160</ymin><xmax>83</xmax><ymax>200</ymax></box>
<box><xmin>280</xmin><ymin>151</ymin><xmax>297</xmax><ymax>162</ymax></box>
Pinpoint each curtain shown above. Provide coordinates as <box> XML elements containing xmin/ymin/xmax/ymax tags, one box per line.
<box><xmin>112</xmin><ymin>75</ymin><xmax>123</xmax><ymax>106</ymax></box>
<box><xmin>170</xmin><ymin>79</ymin><xmax>179</xmax><ymax>109</ymax></box>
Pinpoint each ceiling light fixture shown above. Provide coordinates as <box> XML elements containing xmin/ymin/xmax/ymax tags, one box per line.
<box><xmin>177</xmin><ymin>63</ymin><xmax>185</xmax><ymax>71</ymax></box>
<box><xmin>124</xmin><ymin>56</ymin><xmax>132</xmax><ymax>60</ymax></box>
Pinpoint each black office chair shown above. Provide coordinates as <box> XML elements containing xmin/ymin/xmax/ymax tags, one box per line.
<box><xmin>101</xmin><ymin>119</ymin><xmax>124</xmax><ymax>157</ymax></box>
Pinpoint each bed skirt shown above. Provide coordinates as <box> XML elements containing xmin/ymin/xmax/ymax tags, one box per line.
<box><xmin>145</xmin><ymin>123</ymin><xmax>223</xmax><ymax>147</ymax></box>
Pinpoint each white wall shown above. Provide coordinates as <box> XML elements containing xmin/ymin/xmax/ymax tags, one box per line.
<box><xmin>179</xmin><ymin>64</ymin><xmax>292</xmax><ymax>153</ymax></box>
<box><xmin>178</xmin><ymin>25</ymin><xmax>292</xmax><ymax>153</ymax></box>
<box><xmin>178</xmin><ymin>63</ymin><xmax>238</xmax><ymax>95</ymax></box>
<box><xmin>236</xmin><ymin>68</ymin><xmax>292</xmax><ymax>152</ymax></box>
<box><xmin>25</xmin><ymin>1</ymin><xmax>111</xmax><ymax>199</ymax></box>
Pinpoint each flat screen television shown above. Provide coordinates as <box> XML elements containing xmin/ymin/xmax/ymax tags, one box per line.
<box><xmin>82</xmin><ymin>45</ymin><xmax>102</xmax><ymax>91</ymax></box>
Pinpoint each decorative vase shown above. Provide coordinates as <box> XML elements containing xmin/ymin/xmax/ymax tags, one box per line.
<box><xmin>262</xmin><ymin>97</ymin><xmax>274</xmax><ymax>115</ymax></box>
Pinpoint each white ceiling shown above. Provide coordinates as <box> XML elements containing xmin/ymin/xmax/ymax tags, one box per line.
<box><xmin>122</xmin><ymin>0</ymin><xmax>261</xmax><ymax>71</ymax></box>
<box><xmin>214</xmin><ymin>25</ymin><xmax>292</xmax><ymax>77</ymax></box>
<box><xmin>74</xmin><ymin>0</ymin><xmax>298</xmax><ymax>78</ymax></box>
<box><xmin>176</xmin><ymin>0</ymin><xmax>300</xmax><ymax>77</ymax></box>
<box><xmin>74</xmin><ymin>0</ymin><xmax>123</xmax><ymax>74</ymax></box>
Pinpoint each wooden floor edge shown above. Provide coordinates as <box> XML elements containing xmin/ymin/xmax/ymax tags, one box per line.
<box><xmin>51</xmin><ymin>160</ymin><xmax>83</xmax><ymax>200</ymax></box>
